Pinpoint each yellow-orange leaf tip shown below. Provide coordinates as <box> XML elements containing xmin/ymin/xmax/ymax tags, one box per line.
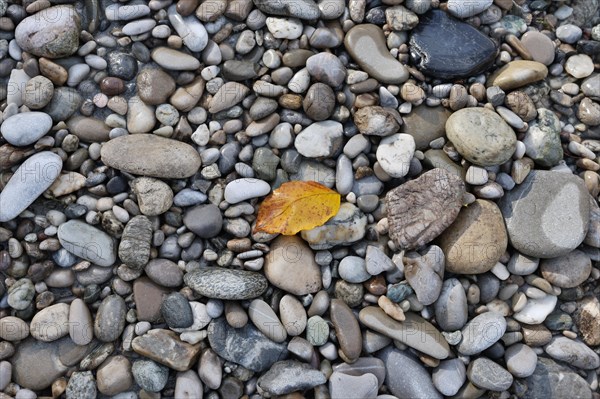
<box><xmin>253</xmin><ymin>181</ymin><xmax>341</xmax><ymax>236</ymax></box>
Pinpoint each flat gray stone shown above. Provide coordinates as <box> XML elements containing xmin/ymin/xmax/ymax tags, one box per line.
<box><xmin>257</xmin><ymin>360</ymin><xmax>326</xmax><ymax>395</ymax></box>
<box><xmin>208</xmin><ymin>317</ymin><xmax>288</xmax><ymax>372</ymax></box>
<box><xmin>58</xmin><ymin>220</ymin><xmax>116</xmax><ymax>267</ymax></box>
<box><xmin>101</xmin><ymin>134</ymin><xmax>201</xmax><ymax>179</ymax></box>
<box><xmin>499</xmin><ymin>170</ymin><xmax>590</xmax><ymax>258</ymax></box>
<box><xmin>0</xmin><ymin>152</ymin><xmax>62</xmax><ymax>222</ymax></box>
<box><xmin>184</xmin><ymin>267</ymin><xmax>268</xmax><ymax>300</ymax></box>
<box><xmin>1</xmin><ymin>112</ymin><xmax>53</xmax><ymax>146</ymax></box>
<box><xmin>458</xmin><ymin>312</ymin><xmax>506</xmax><ymax>355</ymax></box>
<box><xmin>467</xmin><ymin>357</ymin><xmax>513</xmax><ymax>391</ymax></box>
<box><xmin>523</xmin><ymin>357</ymin><xmax>592</xmax><ymax>399</ymax></box>
<box><xmin>544</xmin><ymin>336</ymin><xmax>600</xmax><ymax>369</ymax></box>
<box><xmin>378</xmin><ymin>348</ymin><xmax>442</xmax><ymax>399</ymax></box>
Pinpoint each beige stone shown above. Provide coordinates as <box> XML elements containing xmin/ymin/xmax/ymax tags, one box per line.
<box><xmin>97</xmin><ymin>355</ymin><xmax>133</xmax><ymax>396</ymax></box>
<box><xmin>264</xmin><ymin>235</ymin><xmax>322</xmax><ymax>296</ymax></box>
<box><xmin>437</xmin><ymin>199</ymin><xmax>507</xmax><ymax>274</ymax></box>
<box><xmin>488</xmin><ymin>60</ymin><xmax>548</xmax><ymax>91</ymax></box>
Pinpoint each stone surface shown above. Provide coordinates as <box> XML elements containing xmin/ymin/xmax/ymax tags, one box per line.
<box><xmin>540</xmin><ymin>250</ymin><xmax>591</xmax><ymax>288</ymax></box>
<box><xmin>150</xmin><ymin>47</ymin><xmax>201</xmax><ymax>70</ymax></box>
<box><xmin>457</xmin><ymin>311</ymin><xmax>506</xmax><ymax>355</ymax></box>
<box><xmin>15</xmin><ymin>6</ymin><xmax>80</xmax><ymax>58</ymax></box>
<box><xmin>184</xmin><ymin>267</ymin><xmax>268</xmax><ymax>300</ymax></box>
<box><xmin>344</xmin><ymin>24</ymin><xmax>409</xmax><ymax>84</ymax></box>
<box><xmin>248</xmin><ymin>299</ymin><xmax>287</xmax><ymax>343</ymax></box>
<box><xmin>0</xmin><ymin>152</ymin><xmax>62</xmax><ymax>222</ymax></box>
<box><xmin>354</xmin><ymin>106</ymin><xmax>401</xmax><ymax>136</ymax></box>
<box><xmin>467</xmin><ymin>357</ymin><xmax>513</xmax><ymax>391</ymax></box>
<box><xmin>132</xmin><ymin>359</ymin><xmax>169</xmax><ymax>393</ymax></box>
<box><xmin>132</xmin><ymin>329</ymin><xmax>201</xmax><ymax>371</ymax></box>
<box><xmin>576</xmin><ymin>296</ymin><xmax>600</xmax><ymax>346</ymax></box>
<box><xmin>1</xmin><ymin>112</ymin><xmax>53</xmax><ymax>146</ymax></box>
<box><xmin>30</xmin><ymin>303</ymin><xmax>69</xmax><ymax>342</ymax></box>
<box><xmin>523</xmin><ymin>357</ymin><xmax>592</xmax><ymax>399</ymax></box>
<box><xmin>499</xmin><ymin>171</ymin><xmax>590</xmax><ymax>258</ymax></box>
<box><xmin>58</xmin><ymin>220</ymin><xmax>116</xmax><ymax>267</ymax></box>
<box><xmin>446</xmin><ymin>107</ymin><xmax>517</xmax><ymax>166</ymax></box>
<box><xmin>544</xmin><ymin>336</ymin><xmax>600</xmax><ymax>369</ymax></box>
<box><xmin>295</xmin><ymin>121</ymin><xmax>344</xmax><ymax>157</ymax></box>
<box><xmin>208</xmin><ymin>317</ymin><xmax>288</xmax><ymax>372</ymax></box>
<box><xmin>94</xmin><ymin>295</ymin><xmax>127</xmax><ymax>342</ymax></box>
<box><xmin>257</xmin><ymin>360</ymin><xmax>326</xmax><ymax>395</ymax></box>
<box><xmin>376</xmin><ymin>134</ymin><xmax>416</xmax><ymax>178</ymax></box>
<box><xmin>12</xmin><ymin>337</ymin><xmax>90</xmax><ymax>391</ymax></box>
<box><xmin>96</xmin><ymin>355</ymin><xmax>133</xmax><ymax>396</ymax></box>
<box><xmin>401</xmin><ymin>105</ymin><xmax>451</xmax><ymax>149</ymax></box>
<box><xmin>137</xmin><ymin>67</ymin><xmax>177</xmax><ymax>105</ymax></box>
<box><xmin>253</xmin><ymin>0</ymin><xmax>320</xmax><ymax>19</ymax></box>
<box><xmin>119</xmin><ymin>216</ymin><xmax>153</xmax><ymax>269</ymax></box>
<box><xmin>505</xmin><ymin>343</ymin><xmax>537</xmax><ymax>378</ymax></box>
<box><xmin>488</xmin><ymin>60</ymin><xmax>548</xmax><ymax>91</ymax></box>
<box><xmin>404</xmin><ymin>246</ymin><xmax>444</xmax><ymax>305</ymax></box>
<box><xmin>183</xmin><ymin>204</ymin><xmax>223</xmax><ymax>238</ymax></box>
<box><xmin>521</xmin><ymin>31</ymin><xmax>555</xmax><ymax>65</ymax></box>
<box><xmin>514</xmin><ymin>294</ymin><xmax>557</xmax><ymax>325</ymax></box>
<box><xmin>66</xmin><ymin>371</ymin><xmax>96</xmax><ymax>399</ymax></box>
<box><xmin>264</xmin><ymin>235</ymin><xmax>322</xmax><ymax>295</ymax></box>
<box><xmin>329</xmin><ymin>372</ymin><xmax>379</xmax><ymax>399</ymax></box>
<box><xmin>435</xmin><ymin>278</ymin><xmax>468</xmax><ymax>331</ymax></box>
<box><xmin>386</xmin><ymin>168</ymin><xmax>465</xmax><ymax>250</ymax></box>
<box><xmin>410</xmin><ymin>10</ymin><xmax>497</xmax><ymax>79</ymax></box>
<box><xmin>330</xmin><ymin>299</ymin><xmax>362</xmax><ymax>361</ymax></box>
<box><xmin>131</xmin><ymin>177</ymin><xmax>174</xmax><ymax>216</ymax></box>
<box><xmin>438</xmin><ymin>199</ymin><xmax>508</xmax><ymax>274</ymax></box>
<box><xmin>379</xmin><ymin>348</ymin><xmax>442</xmax><ymax>399</ymax></box>
<box><xmin>432</xmin><ymin>359</ymin><xmax>466</xmax><ymax>396</ymax></box>
<box><xmin>69</xmin><ymin>298</ymin><xmax>93</xmax><ymax>346</ymax></box>
<box><xmin>360</xmin><ymin>306</ymin><xmax>450</xmax><ymax>359</ymax></box>
<box><xmin>306</xmin><ymin>52</ymin><xmax>347</xmax><ymax>87</ymax></box>
<box><xmin>101</xmin><ymin>134</ymin><xmax>202</xmax><ymax>179</ymax></box>
<box><xmin>0</xmin><ymin>316</ymin><xmax>29</xmax><ymax>341</ymax></box>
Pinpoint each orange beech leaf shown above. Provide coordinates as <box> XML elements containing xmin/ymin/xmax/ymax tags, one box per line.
<box><xmin>254</xmin><ymin>181</ymin><xmax>341</xmax><ymax>235</ymax></box>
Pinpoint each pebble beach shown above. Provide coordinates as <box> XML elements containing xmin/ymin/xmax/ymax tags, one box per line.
<box><xmin>0</xmin><ymin>0</ymin><xmax>599</xmax><ymax>398</ymax></box>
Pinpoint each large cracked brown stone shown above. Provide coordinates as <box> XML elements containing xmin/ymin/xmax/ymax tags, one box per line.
<box><xmin>386</xmin><ymin>168</ymin><xmax>465</xmax><ymax>250</ymax></box>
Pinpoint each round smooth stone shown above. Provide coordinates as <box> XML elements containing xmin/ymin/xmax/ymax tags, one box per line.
<box><xmin>446</xmin><ymin>107</ymin><xmax>517</xmax><ymax>166</ymax></box>
<box><xmin>1</xmin><ymin>112</ymin><xmax>53</xmax><ymax>146</ymax></box>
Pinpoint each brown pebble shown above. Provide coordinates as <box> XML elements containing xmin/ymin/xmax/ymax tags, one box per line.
<box><xmin>469</xmin><ymin>83</ymin><xmax>486</xmax><ymax>102</ymax></box>
<box><xmin>505</xmin><ymin>91</ymin><xmax>537</xmax><ymax>121</ymax></box>
<box><xmin>39</xmin><ymin>57</ymin><xmax>68</xmax><ymax>86</ymax></box>
<box><xmin>365</xmin><ymin>275</ymin><xmax>387</xmax><ymax>295</ymax></box>
<box><xmin>449</xmin><ymin>84</ymin><xmax>468</xmax><ymax>110</ymax></box>
<box><xmin>100</xmin><ymin>77</ymin><xmax>125</xmax><ymax>96</ymax></box>
<box><xmin>582</xmin><ymin>171</ymin><xmax>600</xmax><ymax>197</ymax></box>
<box><xmin>225</xmin><ymin>301</ymin><xmax>248</xmax><ymax>328</ymax></box>
<box><xmin>279</xmin><ymin>94</ymin><xmax>303</xmax><ymax>110</ymax></box>
<box><xmin>505</xmin><ymin>34</ymin><xmax>533</xmax><ymax>60</ymax></box>
<box><xmin>354</xmin><ymin>93</ymin><xmax>379</xmax><ymax>108</ymax></box>
<box><xmin>577</xmin><ymin>158</ymin><xmax>600</xmax><ymax>172</ymax></box>
<box><xmin>177</xmin><ymin>0</ymin><xmax>199</xmax><ymax>16</ymax></box>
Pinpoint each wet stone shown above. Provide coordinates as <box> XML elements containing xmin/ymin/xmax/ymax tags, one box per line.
<box><xmin>410</xmin><ymin>10</ymin><xmax>497</xmax><ymax>79</ymax></box>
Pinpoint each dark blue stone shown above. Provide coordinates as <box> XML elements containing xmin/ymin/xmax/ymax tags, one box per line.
<box><xmin>410</xmin><ymin>10</ymin><xmax>498</xmax><ymax>80</ymax></box>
